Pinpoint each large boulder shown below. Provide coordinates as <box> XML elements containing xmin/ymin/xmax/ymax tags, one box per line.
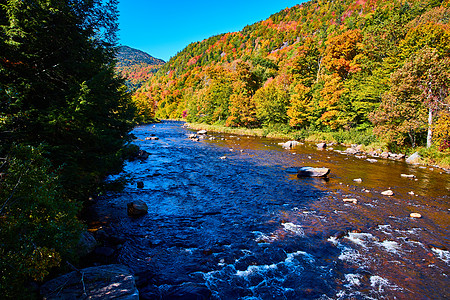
<box><xmin>406</xmin><ymin>152</ymin><xmax>421</xmax><ymax>164</ymax></box>
<box><xmin>77</xmin><ymin>231</ymin><xmax>97</xmax><ymax>257</ymax></box>
<box><xmin>281</xmin><ymin>140</ymin><xmax>300</xmax><ymax>149</ymax></box>
<box><xmin>127</xmin><ymin>200</ymin><xmax>148</xmax><ymax>216</ymax></box>
<box><xmin>41</xmin><ymin>264</ymin><xmax>139</xmax><ymax>300</ymax></box>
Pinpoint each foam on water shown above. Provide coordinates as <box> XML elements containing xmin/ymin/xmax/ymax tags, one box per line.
<box><xmin>282</xmin><ymin>222</ymin><xmax>305</xmax><ymax>236</ymax></box>
<box><xmin>377</xmin><ymin>240</ymin><xmax>401</xmax><ymax>253</ymax></box>
<box><xmin>346</xmin><ymin>232</ymin><xmax>376</xmax><ymax>247</ymax></box>
<box><xmin>432</xmin><ymin>247</ymin><xmax>450</xmax><ymax>264</ymax></box>
<box><xmin>370</xmin><ymin>275</ymin><xmax>397</xmax><ymax>293</ymax></box>
<box><xmin>344</xmin><ymin>273</ymin><xmax>362</xmax><ymax>287</ymax></box>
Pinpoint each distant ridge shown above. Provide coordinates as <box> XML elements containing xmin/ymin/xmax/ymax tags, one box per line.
<box><xmin>116</xmin><ymin>45</ymin><xmax>165</xmax><ymax>67</ymax></box>
<box><xmin>115</xmin><ymin>46</ymin><xmax>165</xmax><ymax>90</ymax></box>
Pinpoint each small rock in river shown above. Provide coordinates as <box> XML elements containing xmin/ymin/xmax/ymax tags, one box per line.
<box><xmin>317</xmin><ymin>142</ymin><xmax>327</xmax><ymax>150</ymax></box>
<box><xmin>353</xmin><ymin>178</ymin><xmax>363</xmax><ymax>183</ymax></box>
<box><xmin>197</xmin><ymin>130</ymin><xmax>207</xmax><ymax>135</ymax></box>
<box><xmin>410</xmin><ymin>213</ymin><xmax>422</xmax><ymax>218</ymax></box>
<box><xmin>343</xmin><ymin>198</ymin><xmax>358</xmax><ymax>204</ymax></box>
<box><xmin>367</xmin><ymin>159</ymin><xmax>378</xmax><ymax>163</ymax></box>
<box><xmin>401</xmin><ymin>174</ymin><xmax>416</xmax><ymax>179</ymax></box>
<box><xmin>127</xmin><ymin>200</ymin><xmax>148</xmax><ymax>216</ymax></box>
<box><xmin>408</xmin><ymin>191</ymin><xmax>415</xmax><ymax>195</ymax></box>
<box><xmin>219</xmin><ymin>156</ymin><xmax>227</xmax><ymax>160</ymax></box>
<box><xmin>381</xmin><ymin>190</ymin><xmax>394</xmax><ymax>196</ymax></box>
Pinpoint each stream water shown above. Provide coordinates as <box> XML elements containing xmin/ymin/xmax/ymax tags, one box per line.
<box><xmin>90</xmin><ymin>120</ymin><xmax>449</xmax><ymax>299</ymax></box>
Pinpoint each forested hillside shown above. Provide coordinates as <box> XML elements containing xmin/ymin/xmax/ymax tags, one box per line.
<box><xmin>0</xmin><ymin>1</ymin><xmax>136</xmax><ymax>297</ymax></box>
<box><xmin>116</xmin><ymin>45</ymin><xmax>165</xmax><ymax>90</ymax></box>
<box><xmin>137</xmin><ymin>0</ymin><xmax>449</xmax><ymax>154</ymax></box>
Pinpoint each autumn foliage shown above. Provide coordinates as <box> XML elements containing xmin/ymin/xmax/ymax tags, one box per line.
<box><xmin>134</xmin><ymin>0</ymin><xmax>449</xmax><ymax>151</ymax></box>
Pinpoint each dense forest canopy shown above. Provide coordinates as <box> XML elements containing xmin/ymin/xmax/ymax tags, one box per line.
<box><xmin>136</xmin><ymin>0</ymin><xmax>449</xmax><ymax>151</ymax></box>
<box><xmin>0</xmin><ymin>0</ymin><xmax>135</xmax><ymax>297</ymax></box>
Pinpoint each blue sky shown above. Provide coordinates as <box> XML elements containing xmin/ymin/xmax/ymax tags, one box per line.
<box><xmin>118</xmin><ymin>0</ymin><xmax>304</xmax><ymax>62</ymax></box>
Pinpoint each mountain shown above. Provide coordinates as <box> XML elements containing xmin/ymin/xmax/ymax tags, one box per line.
<box><xmin>115</xmin><ymin>46</ymin><xmax>165</xmax><ymax>90</ymax></box>
<box><xmin>135</xmin><ymin>0</ymin><xmax>450</xmax><ymax>150</ymax></box>
<box><xmin>116</xmin><ymin>45</ymin><xmax>165</xmax><ymax>67</ymax></box>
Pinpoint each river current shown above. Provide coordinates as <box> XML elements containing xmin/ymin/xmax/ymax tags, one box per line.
<box><xmin>91</xmin><ymin>121</ymin><xmax>449</xmax><ymax>299</ymax></box>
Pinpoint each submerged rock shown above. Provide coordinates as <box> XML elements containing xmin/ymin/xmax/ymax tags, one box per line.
<box><xmin>41</xmin><ymin>264</ymin><xmax>138</xmax><ymax>300</ymax></box>
<box><xmin>297</xmin><ymin>167</ymin><xmax>330</xmax><ymax>178</ymax></box>
<box><xmin>410</xmin><ymin>213</ymin><xmax>422</xmax><ymax>218</ymax></box>
<box><xmin>127</xmin><ymin>200</ymin><xmax>148</xmax><ymax>216</ymax></box>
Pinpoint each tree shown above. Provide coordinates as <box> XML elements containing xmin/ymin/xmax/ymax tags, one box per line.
<box><xmin>370</xmin><ymin>47</ymin><xmax>449</xmax><ymax>148</ymax></box>
<box><xmin>0</xmin><ymin>1</ymin><xmax>134</xmax><ymax>297</ymax></box>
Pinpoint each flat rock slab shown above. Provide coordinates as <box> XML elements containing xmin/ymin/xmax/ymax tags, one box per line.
<box><xmin>41</xmin><ymin>264</ymin><xmax>138</xmax><ymax>300</ymax></box>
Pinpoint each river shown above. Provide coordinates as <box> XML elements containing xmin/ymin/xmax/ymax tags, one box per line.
<box><xmin>90</xmin><ymin>120</ymin><xmax>449</xmax><ymax>299</ymax></box>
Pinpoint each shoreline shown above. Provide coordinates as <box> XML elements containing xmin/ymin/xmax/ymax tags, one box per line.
<box><xmin>185</xmin><ymin>122</ymin><xmax>450</xmax><ymax>173</ymax></box>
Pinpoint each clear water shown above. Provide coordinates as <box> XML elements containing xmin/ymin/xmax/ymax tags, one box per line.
<box><xmin>91</xmin><ymin>121</ymin><xmax>450</xmax><ymax>299</ymax></box>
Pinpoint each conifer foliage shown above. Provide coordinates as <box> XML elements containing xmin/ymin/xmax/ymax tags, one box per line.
<box><xmin>0</xmin><ymin>1</ymin><xmax>135</xmax><ymax>297</ymax></box>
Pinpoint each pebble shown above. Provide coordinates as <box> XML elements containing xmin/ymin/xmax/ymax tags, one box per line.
<box><xmin>381</xmin><ymin>190</ymin><xmax>394</xmax><ymax>196</ymax></box>
<box><xmin>219</xmin><ymin>156</ymin><xmax>227</xmax><ymax>160</ymax></box>
<box><xmin>408</xmin><ymin>191</ymin><xmax>415</xmax><ymax>195</ymax></box>
<box><xmin>353</xmin><ymin>178</ymin><xmax>363</xmax><ymax>183</ymax></box>
<box><xmin>410</xmin><ymin>213</ymin><xmax>422</xmax><ymax>218</ymax></box>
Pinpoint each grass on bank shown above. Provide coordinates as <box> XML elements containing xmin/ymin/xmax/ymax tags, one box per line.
<box><xmin>186</xmin><ymin>122</ymin><xmax>450</xmax><ymax>170</ymax></box>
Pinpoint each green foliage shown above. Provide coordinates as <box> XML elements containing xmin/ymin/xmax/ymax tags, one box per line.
<box><xmin>0</xmin><ymin>1</ymin><xmax>135</xmax><ymax>297</ymax></box>
<box><xmin>0</xmin><ymin>145</ymin><xmax>83</xmax><ymax>298</ymax></box>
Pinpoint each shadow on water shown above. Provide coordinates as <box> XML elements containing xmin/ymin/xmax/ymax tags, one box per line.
<box><xmin>90</xmin><ymin>120</ymin><xmax>450</xmax><ymax>300</ymax></box>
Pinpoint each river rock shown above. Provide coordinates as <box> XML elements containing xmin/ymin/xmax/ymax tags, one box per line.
<box><xmin>401</xmin><ymin>174</ymin><xmax>416</xmax><ymax>179</ymax></box>
<box><xmin>127</xmin><ymin>200</ymin><xmax>148</xmax><ymax>216</ymax></box>
<box><xmin>164</xmin><ymin>282</ymin><xmax>212</xmax><ymax>300</ymax></box>
<box><xmin>145</xmin><ymin>136</ymin><xmax>159</xmax><ymax>140</ymax></box>
<box><xmin>381</xmin><ymin>190</ymin><xmax>394</xmax><ymax>196</ymax></box>
<box><xmin>367</xmin><ymin>158</ymin><xmax>378</xmax><ymax>163</ymax></box>
<box><xmin>188</xmin><ymin>134</ymin><xmax>198</xmax><ymax>139</ymax></box>
<box><xmin>132</xmin><ymin>149</ymin><xmax>149</xmax><ymax>161</ymax></box>
<box><xmin>410</xmin><ymin>213</ymin><xmax>422</xmax><ymax>218</ymax></box>
<box><xmin>41</xmin><ymin>264</ymin><xmax>138</xmax><ymax>300</ymax></box>
<box><xmin>345</xmin><ymin>148</ymin><xmax>358</xmax><ymax>155</ymax></box>
<box><xmin>406</xmin><ymin>152</ymin><xmax>421</xmax><ymax>164</ymax></box>
<box><xmin>343</xmin><ymin>198</ymin><xmax>358</xmax><ymax>204</ymax></box>
<box><xmin>317</xmin><ymin>142</ymin><xmax>327</xmax><ymax>150</ymax></box>
<box><xmin>297</xmin><ymin>167</ymin><xmax>330</xmax><ymax>178</ymax></box>
<box><xmin>380</xmin><ymin>152</ymin><xmax>390</xmax><ymax>159</ymax></box>
<box><xmin>353</xmin><ymin>178</ymin><xmax>363</xmax><ymax>183</ymax></box>
<box><xmin>281</xmin><ymin>140</ymin><xmax>300</xmax><ymax>149</ymax></box>
<box><xmin>77</xmin><ymin>231</ymin><xmax>97</xmax><ymax>257</ymax></box>
<box><xmin>197</xmin><ymin>130</ymin><xmax>207</xmax><ymax>135</ymax></box>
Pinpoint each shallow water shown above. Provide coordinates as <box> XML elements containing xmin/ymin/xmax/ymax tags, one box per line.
<box><xmin>92</xmin><ymin>121</ymin><xmax>450</xmax><ymax>299</ymax></box>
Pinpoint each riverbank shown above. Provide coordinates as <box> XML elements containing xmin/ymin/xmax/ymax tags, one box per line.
<box><xmin>186</xmin><ymin>122</ymin><xmax>450</xmax><ymax>171</ymax></box>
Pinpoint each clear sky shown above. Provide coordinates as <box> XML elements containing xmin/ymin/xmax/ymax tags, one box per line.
<box><xmin>118</xmin><ymin>0</ymin><xmax>304</xmax><ymax>62</ymax></box>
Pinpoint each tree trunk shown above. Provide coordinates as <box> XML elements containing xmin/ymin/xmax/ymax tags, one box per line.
<box><xmin>427</xmin><ymin>107</ymin><xmax>433</xmax><ymax>148</ymax></box>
